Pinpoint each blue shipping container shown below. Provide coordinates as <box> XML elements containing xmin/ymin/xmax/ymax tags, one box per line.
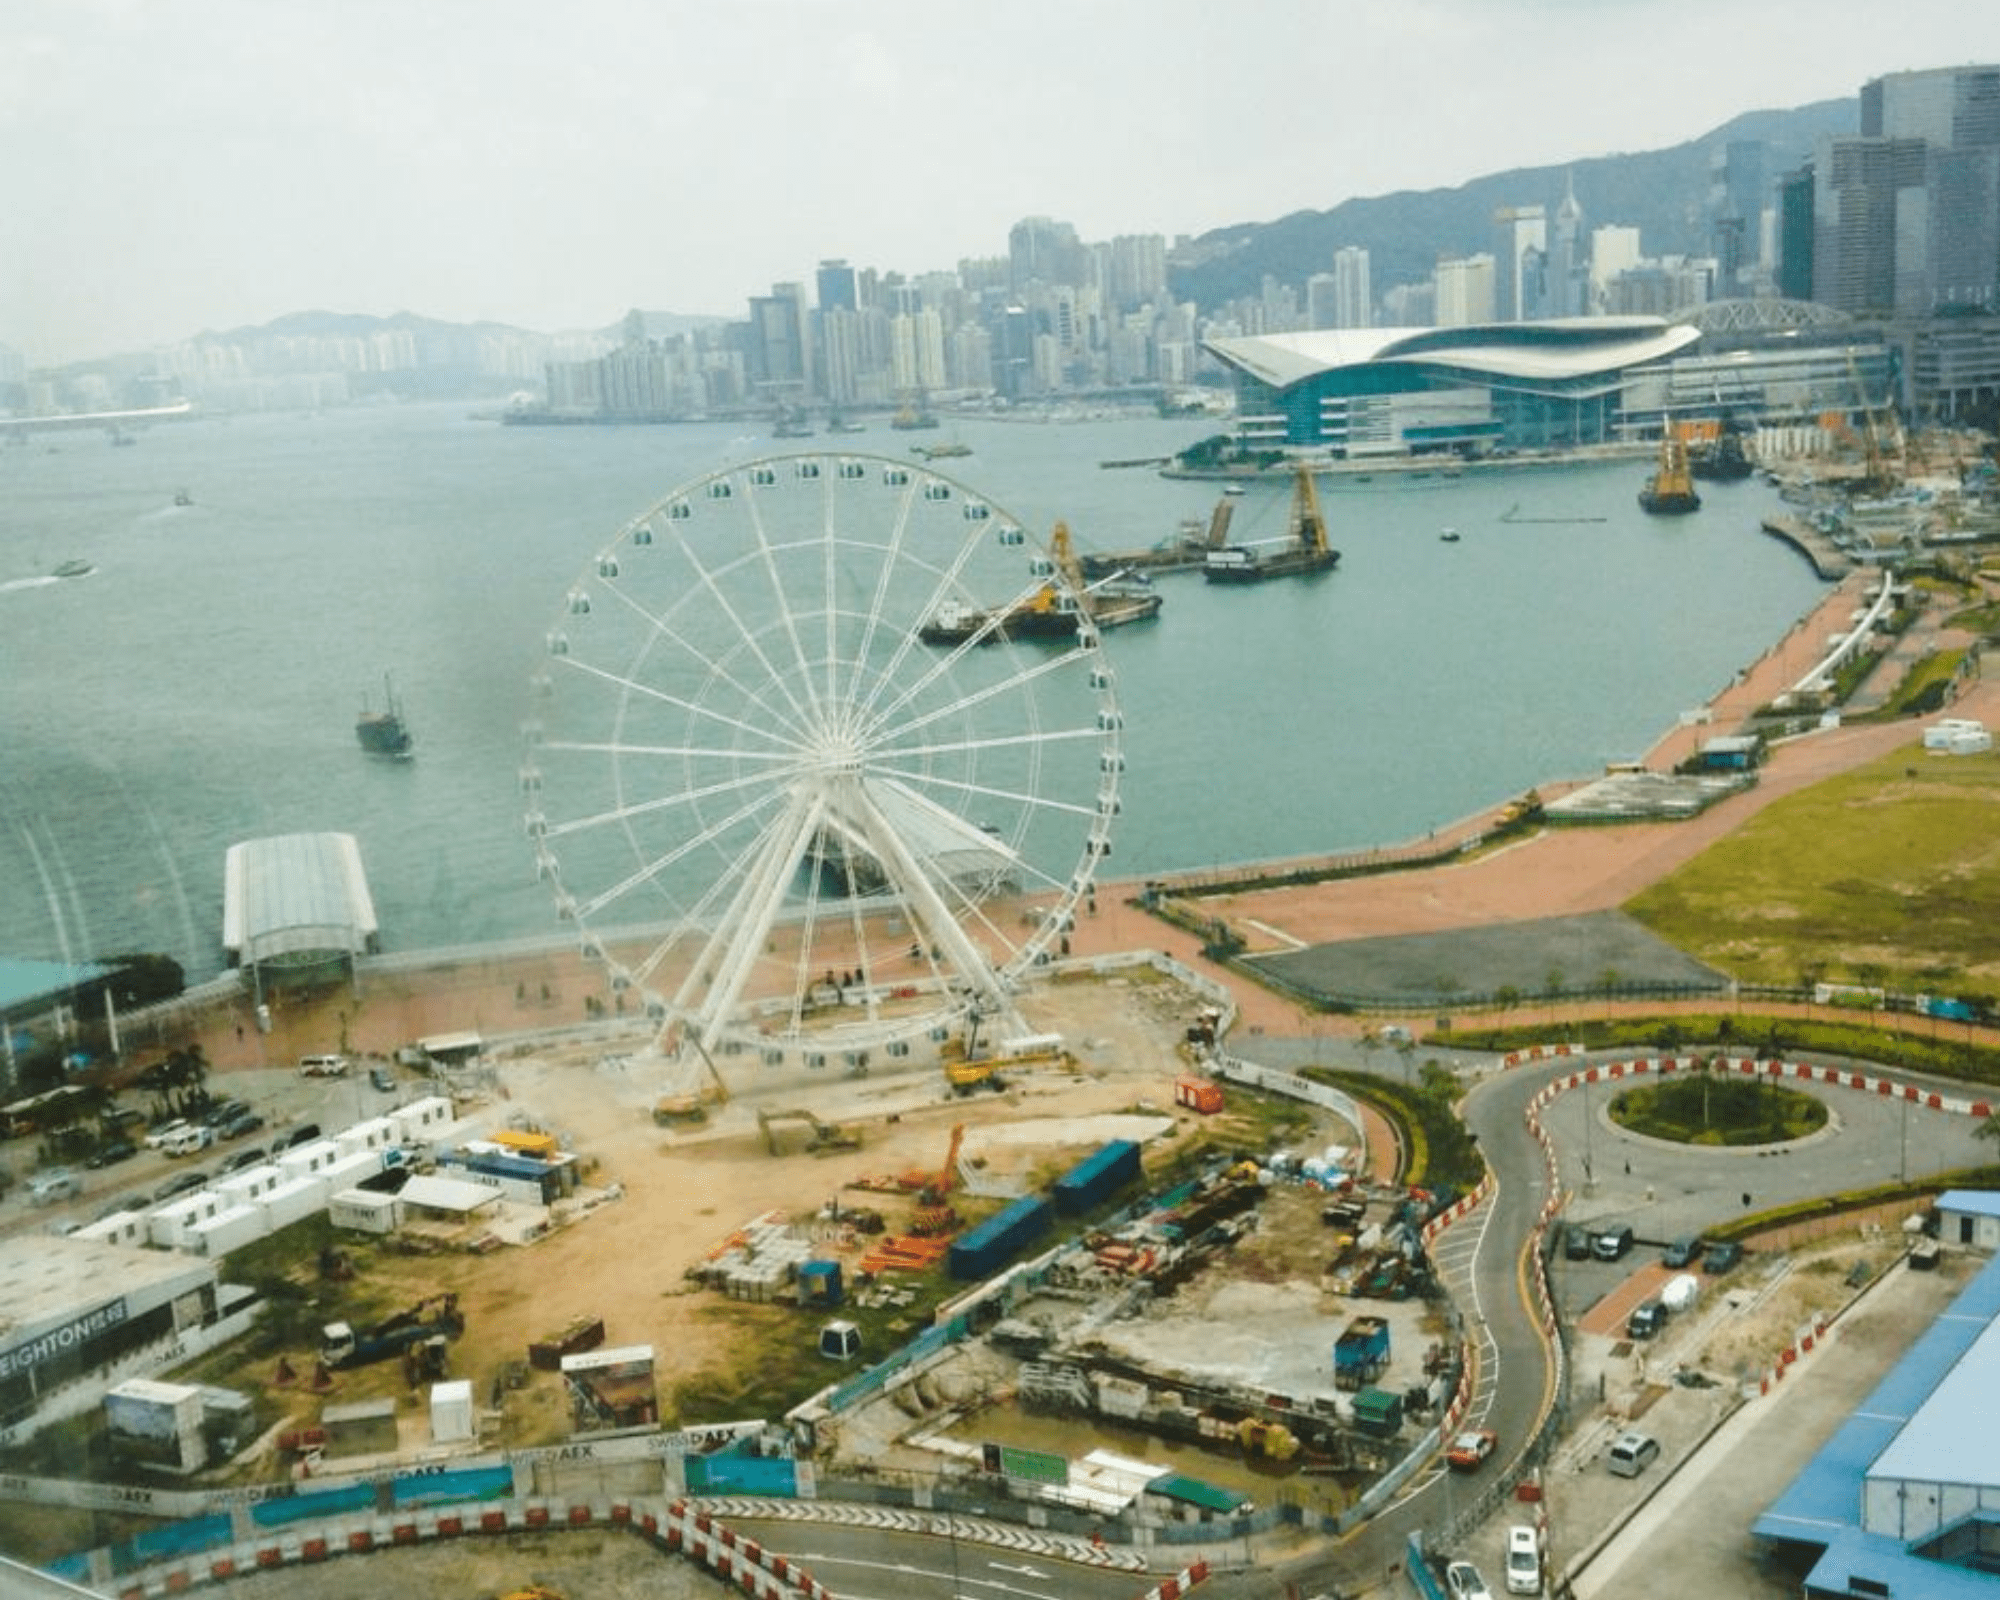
<box><xmin>948</xmin><ymin>1196</ymin><xmax>1052</xmax><ymax>1280</ymax></box>
<box><xmin>1054</xmin><ymin>1139</ymin><xmax>1142</xmax><ymax>1215</ymax></box>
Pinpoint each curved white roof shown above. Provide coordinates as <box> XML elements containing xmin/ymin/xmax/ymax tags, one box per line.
<box><xmin>222</xmin><ymin>831</ymin><xmax>378</xmax><ymax>965</ymax></box>
<box><xmin>1205</xmin><ymin>317</ymin><xmax>1702</xmax><ymax>390</ymax></box>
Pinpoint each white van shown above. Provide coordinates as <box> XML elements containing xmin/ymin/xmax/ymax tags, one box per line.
<box><xmin>1607</xmin><ymin>1430</ymin><xmax>1659</xmax><ymax>1478</ymax></box>
<box><xmin>160</xmin><ymin>1123</ymin><xmax>214</xmax><ymax>1157</ymax></box>
<box><xmin>298</xmin><ymin>1054</ymin><xmax>350</xmax><ymax>1077</ymax></box>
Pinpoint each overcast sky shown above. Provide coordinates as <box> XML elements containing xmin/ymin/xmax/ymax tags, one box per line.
<box><xmin>5</xmin><ymin>0</ymin><xmax>1998</xmax><ymax>367</ymax></box>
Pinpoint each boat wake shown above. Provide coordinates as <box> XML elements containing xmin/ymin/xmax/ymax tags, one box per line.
<box><xmin>0</xmin><ymin>575</ymin><xmax>62</xmax><ymax>594</ymax></box>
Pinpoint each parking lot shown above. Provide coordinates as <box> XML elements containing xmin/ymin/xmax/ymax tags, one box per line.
<box><xmin>1</xmin><ymin>1053</ymin><xmax>417</xmax><ymax>1239</ymax></box>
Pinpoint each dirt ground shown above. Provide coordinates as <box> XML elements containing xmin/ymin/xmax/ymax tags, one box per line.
<box><xmin>220</xmin><ymin>968</ymin><xmax>1349</xmax><ymax>1464</ymax></box>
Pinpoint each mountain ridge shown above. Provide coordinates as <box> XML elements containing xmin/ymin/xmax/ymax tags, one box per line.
<box><xmin>1167</xmin><ymin>97</ymin><xmax>1857</xmax><ymax>310</ymax></box>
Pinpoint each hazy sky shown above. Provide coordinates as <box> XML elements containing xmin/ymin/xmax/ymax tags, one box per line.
<box><xmin>6</xmin><ymin>0</ymin><xmax>1999</xmax><ymax>366</ymax></box>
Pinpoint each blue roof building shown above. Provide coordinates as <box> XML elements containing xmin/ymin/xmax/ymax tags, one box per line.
<box><xmin>1202</xmin><ymin>318</ymin><xmax>1701</xmax><ymax>456</ymax></box>
<box><xmin>1754</xmin><ymin>1249</ymin><xmax>2000</xmax><ymax>1596</ymax></box>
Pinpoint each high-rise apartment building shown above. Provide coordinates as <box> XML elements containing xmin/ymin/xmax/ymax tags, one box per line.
<box><xmin>1434</xmin><ymin>254</ymin><xmax>1496</xmax><ymax>327</ymax></box>
<box><xmin>815</xmin><ymin>260</ymin><xmax>858</xmax><ymax>313</ymax></box>
<box><xmin>1007</xmin><ymin>216</ymin><xmax>1087</xmax><ymax>291</ymax></box>
<box><xmin>1106</xmin><ymin>234</ymin><xmax>1168</xmax><ymax>311</ymax></box>
<box><xmin>746</xmin><ymin>282</ymin><xmax>812</xmax><ymax>395</ymax></box>
<box><xmin>1332</xmin><ymin>246</ymin><xmax>1371</xmax><ymax>328</ymax></box>
<box><xmin>1589</xmin><ymin>226</ymin><xmax>1643</xmax><ymax>313</ymax></box>
<box><xmin>1492</xmin><ymin>206</ymin><xmax>1548</xmax><ymax>321</ymax></box>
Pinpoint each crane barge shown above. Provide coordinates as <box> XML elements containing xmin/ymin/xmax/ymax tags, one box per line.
<box><xmin>1202</xmin><ymin>463</ymin><xmax>1340</xmax><ymax>582</ymax></box>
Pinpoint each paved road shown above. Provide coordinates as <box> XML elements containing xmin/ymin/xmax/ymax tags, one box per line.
<box><xmin>1216</xmin><ymin>1036</ymin><xmax>1988</xmax><ymax>1597</ymax></box>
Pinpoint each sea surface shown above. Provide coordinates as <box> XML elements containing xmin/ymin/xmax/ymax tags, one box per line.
<box><xmin>0</xmin><ymin>404</ymin><xmax>1824</xmax><ymax>984</ymax></box>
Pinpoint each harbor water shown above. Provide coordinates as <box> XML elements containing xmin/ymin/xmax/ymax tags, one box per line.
<box><xmin>0</xmin><ymin>404</ymin><xmax>1824</xmax><ymax>984</ymax></box>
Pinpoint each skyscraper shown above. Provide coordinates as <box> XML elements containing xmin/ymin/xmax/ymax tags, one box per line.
<box><xmin>1332</xmin><ymin>246</ymin><xmax>1372</xmax><ymax>329</ymax></box>
<box><xmin>1548</xmin><ymin>179</ymin><xmax>1585</xmax><ymax>317</ymax></box>
<box><xmin>815</xmin><ymin>260</ymin><xmax>858</xmax><ymax>313</ymax></box>
<box><xmin>1492</xmin><ymin>206</ymin><xmax>1548</xmax><ymax>321</ymax></box>
<box><xmin>1801</xmin><ymin>64</ymin><xmax>2000</xmax><ymax>316</ymax></box>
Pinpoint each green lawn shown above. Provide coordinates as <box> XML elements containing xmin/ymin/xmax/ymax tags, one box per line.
<box><xmin>1625</xmin><ymin>742</ymin><xmax>2000</xmax><ymax>1001</ymax></box>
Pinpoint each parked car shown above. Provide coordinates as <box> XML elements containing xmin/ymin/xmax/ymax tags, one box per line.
<box><xmin>369</xmin><ymin>1065</ymin><xmax>395</xmax><ymax>1093</ymax></box>
<box><xmin>1626</xmin><ymin>1300</ymin><xmax>1667</xmax><ymax>1340</ymax></box>
<box><xmin>154</xmin><ymin>1169</ymin><xmax>210</xmax><ymax>1201</ymax></box>
<box><xmin>1445</xmin><ymin>1428</ymin><xmax>1496</xmax><ymax>1471</ymax></box>
<box><xmin>201</xmin><ymin>1099</ymin><xmax>252</xmax><ymax>1128</ymax></box>
<box><xmin>1703</xmin><ymin>1239</ymin><xmax>1744</xmax><ymax>1274</ymax></box>
<box><xmin>84</xmin><ymin>1139</ymin><xmax>138</xmax><ymax>1169</ymax></box>
<box><xmin>1504</xmin><ymin>1524</ymin><xmax>1543</xmax><ymax>1596</ymax></box>
<box><xmin>1445</xmin><ymin>1560</ymin><xmax>1496</xmax><ymax>1600</ymax></box>
<box><xmin>1663</xmin><ymin>1233</ymin><xmax>1704</xmax><ymax>1268</ymax></box>
<box><xmin>1562</xmin><ymin>1224</ymin><xmax>1593</xmax><ymax>1260</ymax></box>
<box><xmin>216</xmin><ymin>1146</ymin><xmax>267</xmax><ymax>1175</ymax></box>
<box><xmin>143</xmin><ymin>1119</ymin><xmax>193</xmax><ymax>1151</ymax></box>
<box><xmin>277</xmin><ymin>1122</ymin><xmax>322</xmax><ymax>1151</ymax></box>
<box><xmin>1607</xmin><ymin>1430</ymin><xmax>1660</xmax><ymax>1477</ymax></box>
<box><xmin>27</xmin><ymin>1167</ymin><xmax>83</xmax><ymax>1206</ymax></box>
<box><xmin>218</xmin><ymin>1111</ymin><xmax>266</xmax><ymax>1140</ymax></box>
<box><xmin>1592</xmin><ymin>1222</ymin><xmax>1634</xmax><ymax>1261</ymax></box>
<box><xmin>298</xmin><ymin>1054</ymin><xmax>349</xmax><ymax>1077</ymax></box>
<box><xmin>104</xmin><ymin>1107</ymin><xmax>147</xmax><ymax>1132</ymax></box>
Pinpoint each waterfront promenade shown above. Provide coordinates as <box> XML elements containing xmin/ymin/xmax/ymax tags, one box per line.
<box><xmin>167</xmin><ymin>566</ymin><xmax>1987</xmax><ymax>1073</ymax></box>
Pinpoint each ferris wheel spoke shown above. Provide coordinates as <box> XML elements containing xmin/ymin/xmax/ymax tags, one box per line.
<box><xmin>560</xmin><ymin>593</ymin><xmax>817</xmax><ymax>752</ymax></box>
<box><xmin>873</xmin><ymin>726</ymin><xmax>1104</xmax><ymax>770</ymax></box>
<box><xmin>539</xmin><ymin>757</ymin><xmax>797</xmax><ymax>844</ymax></box>
<box><xmin>863</xmin><ymin>636</ymin><xmax>1096</xmax><ymax>751</ymax></box>
<box><xmin>662</xmin><ymin>520</ymin><xmax>821</xmax><ymax>737</ymax></box>
<box><xmin>867</xmin><ymin>763</ymin><xmax>1097</xmax><ymax>823</ymax></box>
<box><xmin>850</xmin><ymin>496</ymin><xmax>1030</xmax><ymax>727</ymax></box>
<box><xmin>859</xmin><ymin>575</ymin><xmax>1062</xmax><ymax>733</ymax></box>
<box><xmin>740</xmin><ymin>480</ymin><xmax>834</xmax><ymax>732</ymax></box>
<box><xmin>568</xmin><ymin>784</ymin><xmax>788</xmax><ymax>925</ymax></box>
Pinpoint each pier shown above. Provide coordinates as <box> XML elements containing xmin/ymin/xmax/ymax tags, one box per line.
<box><xmin>1760</xmin><ymin>514</ymin><xmax>1855</xmax><ymax>580</ymax></box>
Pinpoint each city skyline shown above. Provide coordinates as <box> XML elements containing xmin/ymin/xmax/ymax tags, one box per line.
<box><xmin>5</xmin><ymin>0</ymin><xmax>1999</xmax><ymax>368</ymax></box>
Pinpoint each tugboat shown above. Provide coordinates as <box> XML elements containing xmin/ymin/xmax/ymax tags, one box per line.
<box><xmin>1203</xmin><ymin>463</ymin><xmax>1341</xmax><ymax>582</ymax></box>
<box><xmin>356</xmin><ymin>675</ymin><xmax>415</xmax><ymax>759</ymax></box>
<box><xmin>1638</xmin><ymin>434</ymin><xmax>1702</xmax><ymax>515</ymax></box>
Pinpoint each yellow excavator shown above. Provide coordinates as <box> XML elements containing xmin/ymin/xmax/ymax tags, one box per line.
<box><xmin>653</xmin><ymin>1048</ymin><xmax>731</xmax><ymax>1125</ymax></box>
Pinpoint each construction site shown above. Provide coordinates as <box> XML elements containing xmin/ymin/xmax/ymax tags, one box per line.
<box><xmin>0</xmin><ymin>963</ymin><xmax>1480</xmax><ymax>1581</ymax></box>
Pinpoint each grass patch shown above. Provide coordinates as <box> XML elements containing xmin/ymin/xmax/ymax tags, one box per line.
<box><xmin>1624</xmin><ymin>743</ymin><xmax>2000</xmax><ymax>1002</ymax></box>
<box><xmin>1607</xmin><ymin>1074</ymin><xmax>1828</xmax><ymax>1146</ymax></box>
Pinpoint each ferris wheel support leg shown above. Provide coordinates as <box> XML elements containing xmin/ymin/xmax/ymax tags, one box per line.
<box><xmin>843</xmin><ymin>787</ymin><xmax>1016</xmax><ymax>1030</ymax></box>
<box><xmin>682</xmin><ymin>797</ymin><xmax>831</xmax><ymax>1059</ymax></box>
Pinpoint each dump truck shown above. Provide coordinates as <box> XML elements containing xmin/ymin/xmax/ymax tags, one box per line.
<box><xmin>321</xmin><ymin>1293</ymin><xmax>463</xmax><ymax>1369</ymax></box>
<box><xmin>1334</xmin><ymin>1315</ymin><xmax>1390</xmax><ymax>1389</ymax></box>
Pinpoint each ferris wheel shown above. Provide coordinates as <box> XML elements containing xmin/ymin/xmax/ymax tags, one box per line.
<box><xmin>522</xmin><ymin>449</ymin><xmax>1125</xmax><ymax>1070</ymax></box>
